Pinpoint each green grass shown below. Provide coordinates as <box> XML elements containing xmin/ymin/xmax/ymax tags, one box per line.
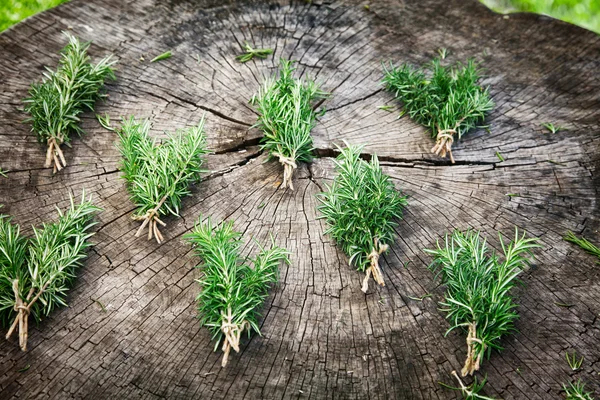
<box><xmin>0</xmin><ymin>0</ymin><xmax>69</xmax><ymax>32</ymax></box>
<box><xmin>480</xmin><ymin>0</ymin><xmax>600</xmax><ymax>34</ymax></box>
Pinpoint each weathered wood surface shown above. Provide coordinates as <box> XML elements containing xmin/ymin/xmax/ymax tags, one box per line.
<box><xmin>0</xmin><ymin>0</ymin><xmax>599</xmax><ymax>398</ymax></box>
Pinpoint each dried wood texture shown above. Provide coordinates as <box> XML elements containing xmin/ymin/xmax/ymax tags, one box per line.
<box><xmin>0</xmin><ymin>0</ymin><xmax>599</xmax><ymax>398</ymax></box>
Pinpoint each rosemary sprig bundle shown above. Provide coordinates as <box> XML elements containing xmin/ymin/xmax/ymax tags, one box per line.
<box><xmin>184</xmin><ymin>217</ymin><xmax>289</xmax><ymax>367</ymax></box>
<box><xmin>383</xmin><ymin>57</ymin><xmax>493</xmax><ymax>163</ymax></box>
<box><xmin>0</xmin><ymin>191</ymin><xmax>100</xmax><ymax>351</ymax></box>
<box><xmin>252</xmin><ymin>59</ymin><xmax>327</xmax><ymax>190</ymax></box>
<box><xmin>425</xmin><ymin>229</ymin><xmax>540</xmax><ymax>376</ymax></box>
<box><xmin>23</xmin><ymin>32</ymin><xmax>116</xmax><ymax>173</ymax></box>
<box><xmin>317</xmin><ymin>142</ymin><xmax>408</xmax><ymax>292</ymax></box>
<box><xmin>117</xmin><ymin>117</ymin><xmax>208</xmax><ymax>244</ymax></box>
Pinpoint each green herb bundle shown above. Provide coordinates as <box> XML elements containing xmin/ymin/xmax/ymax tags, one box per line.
<box><xmin>24</xmin><ymin>32</ymin><xmax>116</xmax><ymax>173</ymax></box>
<box><xmin>184</xmin><ymin>217</ymin><xmax>289</xmax><ymax>367</ymax></box>
<box><xmin>0</xmin><ymin>191</ymin><xmax>100</xmax><ymax>351</ymax></box>
<box><xmin>425</xmin><ymin>229</ymin><xmax>540</xmax><ymax>376</ymax></box>
<box><xmin>252</xmin><ymin>59</ymin><xmax>327</xmax><ymax>190</ymax></box>
<box><xmin>383</xmin><ymin>58</ymin><xmax>493</xmax><ymax>163</ymax></box>
<box><xmin>117</xmin><ymin>117</ymin><xmax>208</xmax><ymax>244</ymax></box>
<box><xmin>317</xmin><ymin>142</ymin><xmax>408</xmax><ymax>292</ymax></box>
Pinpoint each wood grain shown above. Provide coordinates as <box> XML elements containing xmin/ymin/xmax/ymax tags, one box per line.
<box><xmin>0</xmin><ymin>0</ymin><xmax>598</xmax><ymax>398</ymax></box>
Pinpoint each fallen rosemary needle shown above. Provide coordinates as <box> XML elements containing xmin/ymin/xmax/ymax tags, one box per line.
<box><xmin>383</xmin><ymin>57</ymin><xmax>493</xmax><ymax>163</ymax></box>
<box><xmin>151</xmin><ymin>50</ymin><xmax>172</xmax><ymax>63</ymax></box>
<box><xmin>0</xmin><ymin>191</ymin><xmax>100</xmax><ymax>351</ymax></box>
<box><xmin>236</xmin><ymin>42</ymin><xmax>273</xmax><ymax>63</ymax></box>
<box><xmin>317</xmin><ymin>142</ymin><xmax>408</xmax><ymax>292</ymax></box>
<box><xmin>425</xmin><ymin>228</ymin><xmax>540</xmax><ymax>376</ymax></box>
<box><xmin>252</xmin><ymin>59</ymin><xmax>327</xmax><ymax>190</ymax></box>
<box><xmin>564</xmin><ymin>230</ymin><xmax>600</xmax><ymax>262</ymax></box>
<box><xmin>184</xmin><ymin>216</ymin><xmax>290</xmax><ymax>367</ymax></box>
<box><xmin>116</xmin><ymin>116</ymin><xmax>208</xmax><ymax>244</ymax></box>
<box><xmin>23</xmin><ymin>32</ymin><xmax>116</xmax><ymax>173</ymax></box>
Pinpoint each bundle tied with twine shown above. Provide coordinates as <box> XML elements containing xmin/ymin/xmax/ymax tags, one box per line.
<box><xmin>1</xmin><ymin>191</ymin><xmax>99</xmax><ymax>352</ymax></box>
<box><xmin>383</xmin><ymin>58</ymin><xmax>493</xmax><ymax>164</ymax></box>
<box><xmin>117</xmin><ymin>117</ymin><xmax>208</xmax><ymax>245</ymax></box>
<box><xmin>24</xmin><ymin>32</ymin><xmax>116</xmax><ymax>173</ymax></box>
<box><xmin>184</xmin><ymin>217</ymin><xmax>289</xmax><ymax>368</ymax></box>
<box><xmin>361</xmin><ymin>238</ymin><xmax>389</xmax><ymax>293</ymax></box>
<box><xmin>5</xmin><ymin>280</ymin><xmax>50</xmax><ymax>351</ymax></box>
<box><xmin>273</xmin><ymin>152</ymin><xmax>297</xmax><ymax>190</ymax></box>
<box><xmin>219</xmin><ymin>307</ymin><xmax>250</xmax><ymax>367</ymax></box>
<box><xmin>253</xmin><ymin>59</ymin><xmax>326</xmax><ymax>192</ymax></box>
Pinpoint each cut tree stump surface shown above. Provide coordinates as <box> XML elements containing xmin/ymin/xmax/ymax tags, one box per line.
<box><xmin>0</xmin><ymin>0</ymin><xmax>599</xmax><ymax>398</ymax></box>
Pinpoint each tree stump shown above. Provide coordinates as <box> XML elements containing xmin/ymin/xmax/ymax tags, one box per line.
<box><xmin>0</xmin><ymin>0</ymin><xmax>598</xmax><ymax>398</ymax></box>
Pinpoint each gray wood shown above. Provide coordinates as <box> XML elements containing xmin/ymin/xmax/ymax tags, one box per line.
<box><xmin>0</xmin><ymin>0</ymin><xmax>598</xmax><ymax>398</ymax></box>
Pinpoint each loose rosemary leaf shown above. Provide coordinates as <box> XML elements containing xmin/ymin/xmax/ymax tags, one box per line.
<box><xmin>383</xmin><ymin>58</ymin><xmax>493</xmax><ymax>163</ymax></box>
<box><xmin>0</xmin><ymin>191</ymin><xmax>100</xmax><ymax>351</ymax></box>
<box><xmin>184</xmin><ymin>216</ymin><xmax>289</xmax><ymax>367</ymax></box>
<box><xmin>236</xmin><ymin>42</ymin><xmax>273</xmax><ymax>63</ymax></box>
<box><xmin>252</xmin><ymin>59</ymin><xmax>327</xmax><ymax>190</ymax></box>
<box><xmin>317</xmin><ymin>142</ymin><xmax>408</xmax><ymax>292</ymax></box>
<box><xmin>564</xmin><ymin>230</ymin><xmax>600</xmax><ymax>262</ymax></box>
<box><xmin>424</xmin><ymin>229</ymin><xmax>541</xmax><ymax>376</ymax></box>
<box><xmin>151</xmin><ymin>50</ymin><xmax>172</xmax><ymax>62</ymax></box>
<box><xmin>117</xmin><ymin>116</ymin><xmax>208</xmax><ymax>244</ymax></box>
<box><xmin>23</xmin><ymin>32</ymin><xmax>116</xmax><ymax>173</ymax></box>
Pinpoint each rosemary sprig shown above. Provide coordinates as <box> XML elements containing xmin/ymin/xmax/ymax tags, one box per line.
<box><xmin>564</xmin><ymin>231</ymin><xmax>600</xmax><ymax>262</ymax></box>
<box><xmin>565</xmin><ymin>351</ymin><xmax>584</xmax><ymax>371</ymax></box>
<box><xmin>184</xmin><ymin>216</ymin><xmax>290</xmax><ymax>367</ymax></box>
<box><xmin>252</xmin><ymin>59</ymin><xmax>327</xmax><ymax>190</ymax></box>
<box><xmin>236</xmin><ymin>42</ymin><xmax>273</xmax><ymax>63</ymax></box>
<box><xmin>0</xmin><ymin>191</ymin><xmax>100</xmax><ymax>351</ymax></box>
<box><xmin>116</xmin><ymin>116</ymin><xmax>208</xmax><ymax>244</ymax></box>
<box><xmin>425</xmin><ymin>228</ymin><xmax>541</xmax><ymax>376</ymax></box>
<box><xmin>563</xmin><ymin>380</ymin><xmax>595</xmax><ymax>400</ymax></box>
<box><xmin>23</xmin><ymin>32</ymin><xmax>116</xmax><ymax>173</ymax></box>
<box><xmin>383</xmin><ymin>57</ymin><xmax>493</xmax><ymax>163</ymax></box>
<box><xmin>151</xmin><ymin>50</ymin><xmax>172</xmax><ymax>63</ymax></box>
<box><xmin>96</xmin><ymin>113</ymin><xmax>114</xmax><ymax>131</ymax></box>
<box><xmin>317</xmin><ymin>142</ymin><xmax>408</xmax><ymax>292</ymax></box>
<box><xmin>542</xmin><ymin>122</ymin><xmax>566</xmax><ymax>133</ymax></box>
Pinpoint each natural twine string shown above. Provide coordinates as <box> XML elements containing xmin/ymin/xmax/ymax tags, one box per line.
<box><xmin>220</xmin><ymin>307</ymin><xmax>249</xmax><ymax>367</ymax></box>
<box><xmin>431</xmin><ymin>129</ymin><xmax>456</xmax><ymax>164</ymax></box>
<box><xmin>45</xmin><ymin>137</ymin><xmax>67</xmax><ymax>173</ymax></box>
<box><xmin>461</xmin><ymin>321</ymin><xmax>484</xmax><ymax>376</ymax></box>
<box><xmin>6</xmin><ymin>279</ymin><xmax>51</xmax><ymax>351</ymax></box>
<box><xmin>273</xmin><ymin>152</ymin><xmax>297</xmax><ymax>191</ymax></box>
<box><xmin>133</xmin><ymin>195</ymin><xmax>168</xmax><ymax>244</ymax></box>
<box><xmin>361</xmin><ymin>238</ymin><xmax>389</xmax><ymax>293</ymax></box>
<box><xmin>451</xmin><ymin>370</ymin><xmax>476</xmax><ymax>397</ymax></box>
